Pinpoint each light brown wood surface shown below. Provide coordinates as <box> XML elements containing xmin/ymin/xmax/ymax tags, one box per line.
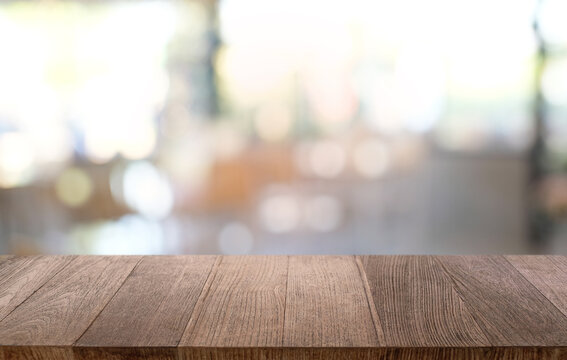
<box><xmin>0</xmin><ymin>256</ymin><xmax>75</xmax><ymax>322</ymax></box>
<box><xmin>284</xmin><ymin>256</ymin><xmax>379</xmax><ymax>348</ymax></box>
<box><xmin>179</xmin><ymin>256</ymin><xmax>287</xmax><ymax>348</ymax></box>
<box><xmin>505</xmin><ymin>255</ymin><xmax>567</xmax><ymax>319</ymax></box>
<box><xmin>77</xmin><ymin>256</ymin><xmax>217</xmax><ymax>348</ymax></box>
<box><xmin>0</xmin><ymin>256</ymin><xmax>140</xmax><ymax>347</ymax></box>
<box><xmin>0</xmin><ymin>255</ymin><xmax>566</xmax><ymax>359</ymax></box>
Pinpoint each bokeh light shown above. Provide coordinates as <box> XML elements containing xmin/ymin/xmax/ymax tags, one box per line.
<box><xmin>85</xmin><ymin>215</ymin><xmax>165</xmax><ymax>255</ymax></box>
<box><xmin>0</xmin><ymin>0</ymin><xmax>563</xmax><ymax>256</ymax></box>
<box><xmin>0</xmin><ymin>132</ymin><xmax>35</xmax><ymax>188</ymax></box>
<box><xmin>122</xmin><ymin>161</ymin><xmax>174</xmax><ymax>220</ymax></box>
<box><xmin>352</xmin><ymin>138</ymin><xmax>391</xmax><ymax>178</ymax></box>
<box><xmin>259</xmin><ymin>192</ymin><xmax>301</xmax><ymax>233</ymax></box>
<box><xmin>55</xmin><ymin>167</ymin><xmax>94</xmax><ymax>208</ymax></box>
<box><xmin>309</xmin><ymin>140</ymin><xmax>346</xmax><ymax>179</ymax></box>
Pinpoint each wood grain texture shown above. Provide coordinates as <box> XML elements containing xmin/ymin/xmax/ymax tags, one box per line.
<box><xmin>368</xmin><ymin>347</ymin><xmax>567</xmax><ymax>360</ymax></box>
<box><xmin>74</xmin><ymin>347</ymin><xmax>177</xmax><ymax>360</ymax></box>
<box><xmin>506</xmin><ymin>255</ymin><xmax>567</xmax><ymax>318</ymax></box>
<box><xmin>436</xmin><ymin>256</ymin><xmax>567</xmax><ymax>346</ymax></box>
<box><xmin>156</xmin><ymin>347</ymin><xmax>567</xmax><ymax>360</ymax></box>
<box><xmin>180</xmin><ymin>256</ymin><xmax>287</xmax><ymax>348</ymax></box>
<box><xmin>180</xmin><ymin>348</ymin><xmax>281</xmax><ymax>360</ymax></box>
<box><xmin>0</xmin><ymin>255</ymin><xmax>567</xmax><ymax>360</ymax></box>
<box><xmin>281</xmin><ymin>348</ymin><xmax>370</xmax><ymax>360</ymax></box>
<box><xmin>2</xmin><ymin>346</ymin><xmax>74</xmax><ymax>360</ymax></box>
<box><xmin>0</xmin><ymin>256</ymin><xmax>75</xmax><ymax>321</ymax></box>
<box><xmin>283</xmin><ymin>256</ymin><xmax>379</xmax><ymax>347</ymax></box>
<box><xmin>358</xmin><ymin>256</ymin><xmax>489</xmax><ymax>347</ymax></box>
<box><xmin>0</xmin><ymin>256</ymin><xmax>140</xmax><ymax>346</ymax></box>
<box><xmin>77</xmin><ymin>256</ymin><xmax>217</xmax><ymax>348</ymax></box>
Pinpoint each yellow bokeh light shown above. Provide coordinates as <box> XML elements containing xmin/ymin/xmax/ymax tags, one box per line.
<box><xmin>55</xmin><ymin>167</ymin><xmax>94</xmax><ymax>207</ymax></box>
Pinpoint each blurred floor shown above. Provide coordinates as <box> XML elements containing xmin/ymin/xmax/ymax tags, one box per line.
<box><xmin>258</xmin><ymin>152</ymin><xmax>535</xmax><ymax>255</ymax></box>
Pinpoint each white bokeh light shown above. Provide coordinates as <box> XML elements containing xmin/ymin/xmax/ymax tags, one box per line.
<box><xmin>123</xmin><ymin>161</ymin><xmax>174</xmax><ymax>220</ymax></box>
<box><xmin>259</xmin><ymin>194</ymin><xmax>301</xmax><ymax>233</ymax></box>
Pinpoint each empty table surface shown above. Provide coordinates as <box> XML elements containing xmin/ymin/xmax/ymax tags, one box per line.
<box><xmin>0</xmin><ymin>255</ymin><xmax>566</xmax><ymax>359</ymax></box>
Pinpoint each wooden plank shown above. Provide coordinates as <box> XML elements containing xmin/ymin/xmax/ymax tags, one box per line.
<box><xmin>0</xmin><ymin>256</ymin><xmax>140</xmax><ymax>346</ymax></box>
<box><xmin>2</xmin><ymin>348</ymin><xmax>565</xmax><ymax>360</ymax></box>
<box><xmin>76</xmin><ymin>256</ymin><xmax>217</xmax><ymax>349</ymax></box>
<box><xmin>358</xmin><ymin>255</ymin><xmax>490</xmax><ymax>347</ymax></box>
<box><xmin>506</xmin><ymin>255</ymin><xmax>567</xmax><ymax>319</ymax></box>
<box><xmin>368</xmin><ymin>347</ymin><xmax>567</xmax><ymax>360</ymax></box>
<box><xmin>179</xmin><ymin>347</ymin><xmax>567</xmax><ymax>360</ymax></box>
<box><xmin>74</xmin><ymin>347</ymin><xmax>177</xmax><ymax>360</ymax></box>
<box><xmin>178</xmin><ymin>347</ymin><xmax>567</xmax><ymax>360</ymax></box>
<box><xmin>181</xmin><ymin>348</ymin><xmax>281</xmax><ymax>360</ymax></box>
<box><xmin>2</xmin><ymin>346</ymin><xmax>74</xmax><ymax>360</ymax></box>
<box><xmin>436</xmin><ymin>255</ymin><xmax>567</xmax><ymax>346</ymax></box>
<box><xmin>281</xmin><ymin>348</ymin><xmax>370</xmax><ymax>360</ymax></box>
<box><xmin>0</xmin><ymin>256</ymin><xmax>75</xmax><ymax>322</ymax></box>
<box><xmin>1</xmin><ymin>255</ymin><xmax>567</xmax><ymax>359</ymax></box>
<box><xmin>179</xmin><ymin>256</ymin><xmax>287</xmax><ymax>349</ymax></box>
<box><xmin>283</xmin><ymin>256</ymin><xmax>379</xmax><ymax>348</ymax></box>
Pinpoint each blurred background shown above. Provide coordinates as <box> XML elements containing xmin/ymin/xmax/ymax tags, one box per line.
<box><xmin>1</xmin><ymin>0</ymin><xmax>567</xmax><ymax>255</ymax></box>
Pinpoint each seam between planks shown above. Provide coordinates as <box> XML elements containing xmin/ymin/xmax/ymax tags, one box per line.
<box><xmin>281</xmin><ymin>255</ymin><xmax>289</xmax><ymax>348</ymax></box>
<box><xmin>72</xmin><ymin>256</ymin><xmax>144</xmax><ymax>347</ymax></box>
<box><xmin>141</xmin><ymin>257</ymin><xmax>215</xmax><ymax>347</ymax></box>
<box><xmin>503</xmin><ymin>256</ymin><xmax>567</xmax><ymax>322</ymax></box>
<box><xmin>176</xmin><ymin>255</ymin><xmax>222</xmax><ymax>347</ymax></box>
<box><xmin>547</xmin><ymin>256</ymin><xmax>567</xmax><ymax>276</ymax></box>
<box><xmin>0</xmin><ymin>255</ymin><xmax>78</xmax><ymax>324</ymax></box>
<box><xmin>431</xmin><ymin>256</ymin><xmax>495</xmax><ymax>347</ymax></box>
<box><xmin>355</xmin><ymin>256</ymin><xmax>386</xmax><ymax>346</ymax></box>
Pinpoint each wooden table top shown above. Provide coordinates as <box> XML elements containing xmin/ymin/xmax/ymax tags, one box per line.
<box><xmin>0</xmin><ymin>255</ymin><xmax>566</xmax><ymax>359</ymax></box>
